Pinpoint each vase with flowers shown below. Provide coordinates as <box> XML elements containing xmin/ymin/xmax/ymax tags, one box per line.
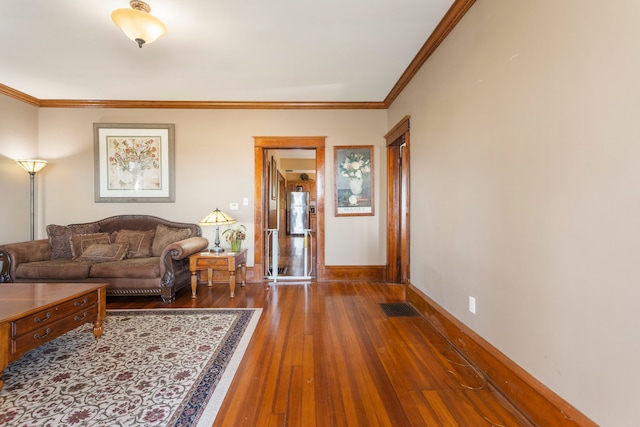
<box><xmin>338</xmin><ymin>151</ymin><xmax>371</xmax><ymax>203</ymax></box>
<box><xmin>223</xmin><ymin>224</ymin><xmax>246</xmax><ymax>252</ymax></box>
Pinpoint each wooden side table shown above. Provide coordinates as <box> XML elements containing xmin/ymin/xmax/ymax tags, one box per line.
<box><xmin>189</xmin><ymin>249</ymin><xmax>247</xmax><ymax>298</ymax></box>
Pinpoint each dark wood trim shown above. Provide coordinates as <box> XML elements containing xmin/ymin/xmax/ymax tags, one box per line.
<box><xmin>314</xmin><ymin>146</ymin><xmax>327</xmax><ymax>279</ymax></box>
<box><xmin>386</xmin><ymin>145</ymin><xmax>401</xmax><ymax>282</ymax></box>
<box><xmin>253</xmin><ymin>145</ymin><xmax>267</xmax><ymax>280</ymax></box>
<box><xmin>384</xmin><ymin>0</ymin><xmax>477</xmax><ymax>107</ymax></box>
<box><xmin>386</xmin><ymin>116</ymin><xmax>410</xmax><ymax>283</ymax></box>
<box><xmin>384</xmin><ymin>115</ymin><xmax>410</xmax><ymax>144</ymax></box>
<box><xmin>0</xmin><ymin>83</ymin><xmax>39</xmax><ymax>106</ymax></box>
<box><xmin>36</xmin><ymin>99</ymin><xmax>386</xmax><ymax>109</ymax></box>
<box><xmin>254</xmin><ymin>136</ymin><xmax>326</xmax><ymax>148</ymax></box>
<box><xmin>406</xmin><ymin>283</ymin><xmax>597</xmax><ymax>427</ymax></box>
<box><xmin>323</xmin><ymin>265</ymin><xmax>386</xmax><ymax>281</ymax></box>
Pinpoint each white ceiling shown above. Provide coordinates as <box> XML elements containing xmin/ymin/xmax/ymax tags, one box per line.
<box><xmin>0</xmin><ymin>0</ymin><xmax>454</xmax><ymax>103</ymax></box>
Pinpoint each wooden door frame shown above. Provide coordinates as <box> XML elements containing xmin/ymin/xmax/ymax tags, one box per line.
<box><xmin>386</xmin><ymin>116</ymin><xmax>410</xmax><ymax>283</ymax></box>
<box><xmin>254</xmin><ymin>136</ymin><xmax>326</xmax><ymax>280</ymax></box>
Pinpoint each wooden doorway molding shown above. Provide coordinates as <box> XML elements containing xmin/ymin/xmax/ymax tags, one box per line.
<box><xmin>254</xmin><ymin>136</ymin><xmax>326</xmax><ymax>280</ymax></box>
<box><xmin>386</xmin><ymin>116</ymin><xmax>410</xmax><ymax>283</ymax></box>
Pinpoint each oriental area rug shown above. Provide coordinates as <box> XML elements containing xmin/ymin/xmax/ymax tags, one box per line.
<box><xmin>0</xmin><ymin>308</ymin><xmax>261</xmax><ymax>426</ymax></box>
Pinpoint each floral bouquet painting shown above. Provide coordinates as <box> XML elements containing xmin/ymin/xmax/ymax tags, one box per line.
<box><xmin>334</xmin><ymin>146</ymin><xmax>374</xmax><ymax>216</ymax></box>
<box><xmin>338</xmin><ymin>151</ymin><xmax>371</xmax><ymax>181</ymax></box>
<box><xmin>107</xmin><ymin>137</ymin><xmax>161</xmax><ymax>190</ymax></box>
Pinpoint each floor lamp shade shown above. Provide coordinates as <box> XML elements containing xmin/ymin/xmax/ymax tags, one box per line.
<box><xmin>15</xmin><ymin>159</ymin><xmax>48</xmax><ymax>240</ymax></box>
<box><xmin>16</xmin><ymin>159</ymin><xmax>48</xmax><ymax>174</ymax></box>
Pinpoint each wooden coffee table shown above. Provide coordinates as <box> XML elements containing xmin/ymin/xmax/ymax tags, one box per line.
<box><xmin>0</xmin><ymin>282</ymin><xmax>107</xmax><ymax>391</ymax></box>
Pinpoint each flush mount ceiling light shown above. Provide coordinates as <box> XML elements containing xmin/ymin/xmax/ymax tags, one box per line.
<box><xmin>111</xmin><ymin>1</ymin><xmax>166</xmax><ymax>48</ymax></box>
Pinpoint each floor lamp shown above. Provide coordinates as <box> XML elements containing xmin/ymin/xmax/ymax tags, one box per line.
<box><xmin>199</xmin><ymin>208</ymin><xmax>236</xmax><ymax>253</ymax></box>
<box><xmin>16</xmin><ymin>159</ymin><xmax>48</xmax><ymax>240</ymax></box>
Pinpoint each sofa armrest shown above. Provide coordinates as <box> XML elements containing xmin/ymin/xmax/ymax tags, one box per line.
<box><xmin>161</xmin><ymin>236</ymin><xmax>209</xmax><ymax>261</ymax></box>
<box><xmin>158</xmin><ymin>237</ymin><xmax>209</xmax><ymax>290</ymax></box>
<box><xmin>0</xmin><ymin>239</ymin><xmax>52</xmax><ymax>282</ymax></box>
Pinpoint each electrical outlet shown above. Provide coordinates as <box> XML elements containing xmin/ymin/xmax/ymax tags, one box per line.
<box><xmin>243</xmin><ymin>197</ymin><xmax>249</xmax><ymax>206</ymax></box>
<box><xmin>229</xmin><ymin>202</ymin><xmax>239</xmax><ymax>211</ymax></box>
<box><xmin>469</xmin><ymin>296</ymin><xmax>476</xmax><ymax>314</ymax></box>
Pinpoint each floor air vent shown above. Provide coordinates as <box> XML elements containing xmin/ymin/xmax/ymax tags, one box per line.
<box><xmin>379</xmin><ymin>302</ymin><xmax>420</xmax><ymax>317</ymax></box>
<box><xmin>267</xmin><ymin>267</ymin><xmax>287</xmax><ymax>275</ymax></box>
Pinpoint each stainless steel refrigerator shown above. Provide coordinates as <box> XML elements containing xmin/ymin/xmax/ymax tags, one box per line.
<box><xmin>287</xmin><ymin>191</ymin><xmax>310</xmax><ymax>235</ymax></box>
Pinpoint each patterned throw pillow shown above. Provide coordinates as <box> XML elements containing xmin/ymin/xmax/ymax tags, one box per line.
<box><xmin>151</xmin><ymin>224</ymin><xmax>192</xmax><ymax>256</ymax></box>
<box><xmin>47</xmin><ymin>223</ymin><xmax>100</xmax><ymax>259</ymax></box>
<box><xmin>76</xmin><ymin>243</ymin><xmax>129</xmax><ymax>262</ymax></box>
<box><xmin>69</xmin><ymin>233</ymin><xmax>112</xmax><ymax>259</ymax></box>
<box><xmin>113</xmin><ymin>229</ymin><xmax>155</xmax><ymax>258</ymax></box>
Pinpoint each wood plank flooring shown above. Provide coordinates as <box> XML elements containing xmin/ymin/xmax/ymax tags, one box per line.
<box><xmin>272</xmin><ymin>235</ymin><xmax>314</xmax><ymax>277</ymax></box>
<box><xmin>107</xmin><ymin>281</ymin><xmax>533</xmax><ymax>426</ymax></box>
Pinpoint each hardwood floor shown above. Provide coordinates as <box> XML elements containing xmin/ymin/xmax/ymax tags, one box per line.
<box><xmin>275</xmin><ymin>235</ymin><xmax>312</xmax><ymax>277</ymax></box>
<box><xmin>107</xmin><ymin>281</ymin><xmax>533</xmax><ymax>426</ymax></box>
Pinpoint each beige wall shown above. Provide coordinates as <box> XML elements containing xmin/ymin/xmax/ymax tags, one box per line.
<box><xmin>388</xmin><ymin>0</ymin><xmax>640</xmax><ymax>425</ymax></box>
<box><xmin>0</xmin><ymin>96</ymin><xmax>39</xmax><ymax>243</ymax></box>
<box><xmin>0</xmin><ymin>106</ymin><xmax>387</xmax><ymax>267</ymax></box>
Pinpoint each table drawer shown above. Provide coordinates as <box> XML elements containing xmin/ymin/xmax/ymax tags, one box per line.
<box><xmin>11</xmin><ymin>305</ymin><xmax>98</xmax><ymax>361</ymax></box>
<box><xmin>12</xmin><ymin>291</ymin><xmax>98</xmax><ymax>336</ymax></box>
<box><xmin>195</xmin><ymin>257</ymin><xmax>230</xmax><ymax>269</ymax></box>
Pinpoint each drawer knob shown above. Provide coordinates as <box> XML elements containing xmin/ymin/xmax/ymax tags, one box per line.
<box><xmin>74</xmin><ymin>297</ymin><xmax>88</xmax><ymax>307</ymax></box>
<box><xmin>74</xmin><ymin>312</ymin><xmax>88</xmax><ymax>321</ymax></box>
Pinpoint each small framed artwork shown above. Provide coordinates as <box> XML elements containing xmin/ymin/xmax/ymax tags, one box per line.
<box><xmin>334</xmin><ymin>145</ymin><xmax>374</xmax><ymax>216</ymax></box>
<box><xmin>93</xmin><ymin>123</ymin><xmax>175</xmax><ymax>202</ymax></box>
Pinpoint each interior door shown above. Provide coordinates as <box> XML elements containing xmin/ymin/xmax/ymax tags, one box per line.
<box><xmin>386</xmin><ymin>117</ymin><xmax>410</xmax><ymax>283</ymax></box>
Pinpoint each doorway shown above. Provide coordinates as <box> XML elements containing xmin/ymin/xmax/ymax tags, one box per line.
<box><xmin>386</xmin><ymin>116</ymin><xmax>410</xmax><ymax>283</ymax></box>
<box><xmin>270</xmin><ymin>149</ymin><xmax>316</xmax><ymax>278</ymax></box>
<box><xmin>253</xmin><ymin>137</ymin><xmax>326</xmax><ymax>281</ymax></box>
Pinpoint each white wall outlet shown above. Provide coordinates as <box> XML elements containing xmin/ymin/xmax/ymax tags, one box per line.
<box><xmin>243</xmin><ymin>197</ymin><xmax>249</xmax><ymax>206</ymax></box>
<box><xmin>469</xmin><ymin>296</ymin><xmax>476</xmax><ymax>314</ymax></box>
<box><xmin>229</xmin><ymin>202</ymin><xmax>239</xmax><ymax>211</ymax></box>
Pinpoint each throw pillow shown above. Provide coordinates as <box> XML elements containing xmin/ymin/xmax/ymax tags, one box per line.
<box><xmin>76</xmin><ymin>243</ymin><xmax>129</xmax><ymax>262</ymax></box>
<box><xmin>69</xmin><ymin>233</ymin><xmax>112</xmax><ymax>259</ymax></box>
<box><xmin>47</xmin><ymin>223</ymin><xmax>100</xmax><ymax>259</ymax></box>
<box><xmin>113</xmin><ymin>229</ymin><xmax>155</xmax><ymax>258</ymax></box>
<box><xmin>151</xmin><ymin>224</ymin><xmax>192</xmax><ymax>256</ymax></box>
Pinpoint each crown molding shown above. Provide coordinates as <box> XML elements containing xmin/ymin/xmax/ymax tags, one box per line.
<box><xmin>0</xmin><ymin>83</ymin><xmax>39</xmax><ymax>106</ymax></box>
<box><xmin>384</xmin><ymin>0</ymin><xmax>476</xmax><ymax>106</ymax></box>
<box><xmin>1</xmin><ymin>0</ymin><xmax>475</xmax><ymax>110</ymax></box>
<box><xmin>36</xmin><ymin>99</ymin><xmax>386</xmax><ymax>110</ymax></box>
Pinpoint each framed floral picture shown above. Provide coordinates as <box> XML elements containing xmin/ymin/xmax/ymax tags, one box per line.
<box><xmin>93</xmin><ymin>123</ymin><xmax>175</xmax><ymax>202</ymax></box>
<box><xmin>334</xmin><ymin>145</ymin><xmax>374</xmax><ymax>216</ymax></box>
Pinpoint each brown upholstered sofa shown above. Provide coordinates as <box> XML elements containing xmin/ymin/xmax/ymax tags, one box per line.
<box><xmin>0</xmin><ymin>215</ymin><xmax>209</xmax><ymax>303</ymax></box>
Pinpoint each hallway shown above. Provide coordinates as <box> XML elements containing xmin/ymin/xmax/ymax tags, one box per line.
<box><xmin>273</xmin><ymin>234</ymin><xmax>313</xmax><ymax>278</ymax></box>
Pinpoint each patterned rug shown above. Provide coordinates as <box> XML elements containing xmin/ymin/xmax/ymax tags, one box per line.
<box><xmin>0</xmin><ymin>308</ymin><xmax>261</xmax><ymax>426</ymax></box>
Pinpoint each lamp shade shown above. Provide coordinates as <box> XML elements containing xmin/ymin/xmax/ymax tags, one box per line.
<box><xmin>111</xmin><ymin>1</ymin><xmax>166</xmax><ymax>48</ymax></box>
<box><xmin>15</xmin><ymin>159</ymin><xmax>48</xmax><ymax>174</ymax></box>
<box><xmin>199</xmin><ymin>209</ymin><xmax>237</xmax><ymax>226</ymax></box>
